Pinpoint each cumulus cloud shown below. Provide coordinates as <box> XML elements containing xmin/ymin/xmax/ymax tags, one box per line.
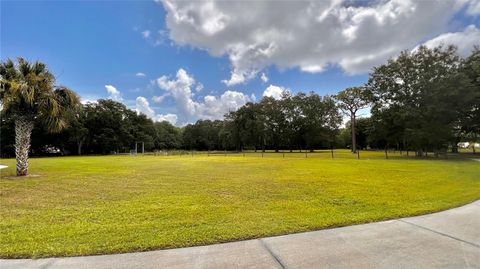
<box><xmin>157</xmin><ymin>68</ymin><xmax>197</xmax><ymax>117</ymax></box>
<box><xmin>161</xmin><ymin>0</ymin><xmax>473</xmax><ymax>85</ymax></box>
<box><xmin>420</xmin><ymin>25</ymin><xmax>480</xmax><ymax>57</ymax></box>
<box><xmin>197</xmin><ymin>90</ymin><xmax>251</xmax><ymax>120</ymax></box>
<box><xmin>136</xmin><ymin>72</ymin><xmax>146</xmax><ymax>77</ymax></box>
<box><xmin>263</xmin><ymin>85</ymin><xmax>286</xmax><ymax>100</ymax></box>
<box><xmin>260</xmin><ymin>72</ymin><xmax>269</xmax><ymax>83</ymax></box>
<box><xmin>105</xmin><ymin>85</ymin><xmax>122</xmax><ymax>101</ymax></box>
<box><xmin>135</xmin><ymin>96</ymin><xmax>155</xmax><ymax>117</ymax></box>
<box><xmin>135</xmin><ymin>96</ymin><xmax>178</xmax><ymax>125</ymax></box>
<box><xmin>156</xmin><ymin>68</ymin><xmax>252</xmax><ymax>123</ymax></box>
<box><xmin>156</xmin><ymin>114</ymin><xmax>178</xmax><ymax>124</ymax></box>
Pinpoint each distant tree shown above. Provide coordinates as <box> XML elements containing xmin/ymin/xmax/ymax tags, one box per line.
<box><xmin>223</xmin><ymin>92</ymin><xmax>341</xmax><ymax>152</ymax></box>
<box><xmin>0</xmin><ymin>58</ymin><xmax>79</xmax><ymax>176</ymax></box>
<box><xmin>260</xmin><ymin>96</ymin><xmax>288</xmax><ymax>152</ymax></box>
<box><xmin>126</xmin><ymin>111</ymin><xmax>156</xmax><ymax>151</ymax></box>
<box><xmin>335</xmin><ymin>87</ymin><xmax>369</xmax><ymax>153</ymax></box>
<box><xmin>228</xmin><ymin>102</ymin><xmax>264</xmax><ymax>151</ymax></box>
<box><xmin>154</xmin><ymin>121</ymin><xmax>182</xmax><ymax>149</ymax></box>
<box><xmin>181</xmin><ymin>120</ymin><xmax>224</xmax><ymax>151</ymax></box>
<box><xmin>216</xmin><ymin>122</ymin><xmax>231</xmax><ymax>151</ymax></box>
<box><xmin>66</xmin><ymin>106</ymin><xmax>88</xmax><ymax>155</ymax></box>
<box><xmin>300</xmin><ymin>93</ymin><xmax>341</xmax><ymax>150</ymax></box>
<box><xmin>458</xmin><ymin>47</ymin><xmax>480</xmax><ymax>153</ymax></box>
<box><xmin>282</xmin><ymin>92</ymin><xmax>304</xmax><ymax>151</ymax></box>
<box><xmin>342</xmin><ymin>117</ymin><xmax>371</xmax><ymax>150</ymax></box>
<box><xmin>367</xmin><ymin>45</ymin><xmax>475</xmax><ymax>155</ymax></box>
<box><xmin>81</xmin><ymin>100</ymin><xmax>129</xmax><ymax>154</ymax></box>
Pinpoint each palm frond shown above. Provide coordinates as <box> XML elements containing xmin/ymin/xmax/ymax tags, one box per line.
<box><xmin>43</xmin><ymin>115</ymin><xmax>67</xmax><ymax>133</ymax></box>
<box><xmin>54</xmin><ymin>86</ymin><xmax>80</xmax><ymax>108</ymax></box>
<box><xmin>0</xmin><ymin>58</ymin><xmax>79</xmax><ymax>132</ymax></box>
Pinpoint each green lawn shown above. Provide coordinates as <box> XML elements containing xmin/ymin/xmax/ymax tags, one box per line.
<box><xmin>0</xmin><ymin>152</ymin><xmax>479</xmax><ymax>258</ymax></box>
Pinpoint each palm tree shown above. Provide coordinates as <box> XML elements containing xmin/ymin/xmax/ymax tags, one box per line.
<box><xmin>0</xmin><ymin>58</ymin><xmax>79</xmax><ymax>176</ymax></box>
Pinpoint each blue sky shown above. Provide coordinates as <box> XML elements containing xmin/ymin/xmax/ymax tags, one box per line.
<box><xmin>2</xmin><ymin>0</ymin><xmax>479</xmax><ymax>125</ymax></box>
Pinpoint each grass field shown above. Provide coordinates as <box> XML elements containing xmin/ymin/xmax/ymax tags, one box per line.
<box><xmin>0</xmin><ymin>151</ymin><xmax>479</xmax><ymax>258</ymax></box>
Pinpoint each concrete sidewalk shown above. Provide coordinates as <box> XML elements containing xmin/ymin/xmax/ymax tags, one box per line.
<box><xmin>2</xmin><ymin>201</ymin><xmax>479</xmax><ymax>269</ymax></box>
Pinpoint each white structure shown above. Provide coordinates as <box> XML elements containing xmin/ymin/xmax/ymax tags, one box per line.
<box><xmin>457</xmin><ymin>142</ymin><xmax>470</xmax><ymax>148</ymax></box>
<box><xmin>458</xmin><ymin>142</ymin><xmax>480</xmax><ymax>149</ymax></box>
<box><xmin>131</xmin><ymin>141</ymin><xmax>145</xmax><ymax>155</ymax></box>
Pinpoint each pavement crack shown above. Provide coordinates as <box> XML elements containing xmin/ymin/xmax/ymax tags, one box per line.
<box><xmin>259</xmin><ymin>239</ymin><xmax>288</xmax><ymax>269</ymax></box>
<box><xmin>398</xmin><ymin>219</ymin><xmax>480</xmax><ymax>249</ymax></box>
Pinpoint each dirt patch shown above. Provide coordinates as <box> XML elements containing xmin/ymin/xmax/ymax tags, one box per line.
<box><xmin>1</xmin><ymin>174</ymin><xmax>42</xmax><ymax>180</ymax></box>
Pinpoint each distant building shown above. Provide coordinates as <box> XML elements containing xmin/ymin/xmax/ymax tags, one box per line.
<box><xmin>458</xmin><ymin>142</ymin><xmax>470</xmax><ymax>148</ymax></box>
<box><xmin>458</xmin><ymin>142</ymin><xmax>480</xmax><ymax>149</ymax></box>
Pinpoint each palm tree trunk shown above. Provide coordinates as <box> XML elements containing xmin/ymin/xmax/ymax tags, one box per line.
<box><xmin>14</xmin><ymin>119</ymin><xmax>34</xmax><ymax>176</ymax></box>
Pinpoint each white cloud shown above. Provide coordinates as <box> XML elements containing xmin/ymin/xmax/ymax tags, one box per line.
<box><xmin>197</xmin><ymin>90</ymin><xmax>251</xmax><ymax>120</ymax></box>
<box><xmin>80</xmin><ymin>98</ymin><xmax>98</xmax><ymax>105</ymax></box>
<box><xmin>161</xmin><ymin>0</ymin><xmax>471</xmax><ymax>84</ymax></box>
<box><xmin>420</xmin><ymin>25</ymin><xmax>480</xmax><ymax>57</ymax></box>
<box><xmin>105</xmin><ymin>85</ymin><xmax>122</xmax><ymax>101</ymax></box>
<box><xmin>263</xmin><ymin>85</ymin><xmax>286</xmax><ymax>100</ymax></box>
<box><xmin>157</xmin><ymin>68</ymin><xmax>197</xmax><ymax>117</ymax></box>
<box><xmin>156</xmin><ymin>114</ymin><xmax>178</xmax><ymax>124</ymax></box>
<box><xmin>135</xmin><ymin>96</ymin><xmax>177</xmax><ymax>125</ymax></box>
<box><xmin>136</xmin><ymin>72</ymin><xmax>146</xmax><ymax>77</ymax></box>
<box><xmin>135</xmin><ymin>96</ymin><xmax>155</xmax><ymax>117</ymax></box>
<box><xmin>260</xmin><ymin>72</ymin><xmax>269</xmax><ymax>83</ymax></box>
<box><xmin>466</xmin><ymin>0</ymin><xmax>480</xmax><ymax>15</ymax></box>
<box><xmin>141</xmin><ymin>30</ymin><xmax>151</xmax><ymax>39</ymax></box>
<box><xmin>301</xmin><ymin>65</ymin><xmax>324</xmax><ymax>73</ymax></box>
<box><xmin>156</xmin><ymin>68</ymin><xmax>252</xmax><ymax>123</ymax></box>
<box><xmin>152</xmin><ymin>94</ymin><xmax>169</xmax><ymax>103</ymax></box>
<box><xmin>221</xmin><ymin>69</ymin><xmax>254</xmax><ymax>86</ymax></box>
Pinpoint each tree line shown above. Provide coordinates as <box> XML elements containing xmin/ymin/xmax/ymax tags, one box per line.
<box><xmin>1</xmin><ymin>45</ymin><xmax>479</xmax><ymax>171</ymax></box>
<box><xmin>0</xmin><ymin>93</ymin><xmax>341</xmax><ymax>156</ymax></box>
<box><xmin>1</xmin><ymin>99</ymin><xmax>182</xmax><ymax>156</ymax></box>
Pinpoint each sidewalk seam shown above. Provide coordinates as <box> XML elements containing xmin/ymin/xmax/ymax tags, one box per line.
<box><xmin>259</xmin><ymin>239</ymin><xmax>288</xmax><ymax>269</ymax></box>
<box><xmin>398</xmin><ymin>219</ymin><xmax>480</xmax><ymax>248</ymax></box>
